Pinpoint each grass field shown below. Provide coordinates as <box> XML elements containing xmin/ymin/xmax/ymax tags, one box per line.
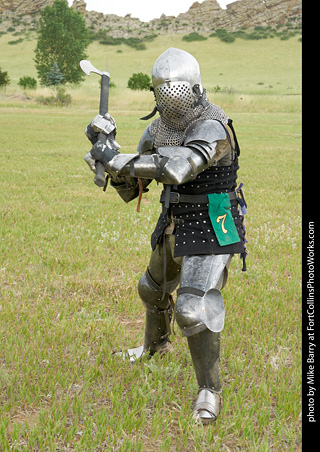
<box><xmin>0</xmin><ymin>31</ymin><xmax>302</xmax><ymax>451</ymax></box>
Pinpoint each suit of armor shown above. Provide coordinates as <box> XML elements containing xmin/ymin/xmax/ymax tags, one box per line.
<box><xmin>86</xmin><ymin>48</ymin><xmax>246</xmax><ymax>423</ymax></box>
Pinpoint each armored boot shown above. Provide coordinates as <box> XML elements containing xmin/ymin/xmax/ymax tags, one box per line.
<box><xmin>187</xmin><ymin>329</ymin><xmax>222</xmax><ymax>423</ymax></box>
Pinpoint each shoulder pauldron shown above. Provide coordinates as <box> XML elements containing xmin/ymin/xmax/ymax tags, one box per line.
<box><xmin>184</xmin><ymin>119</ymin><xmax>226</xmax><ymax>146</ymax></box>
<box><xmin>137</xmin><ymin>124</ymin><xmax>155</xmax><ymax>154</ymax></box>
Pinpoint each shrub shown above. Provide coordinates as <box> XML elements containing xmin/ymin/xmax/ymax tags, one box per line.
<box><xmin>99</xmin><ymin>35</ymin><xmax>123</xmax><ymax>46</ymax></box>
<box><xmin>55</xmin><ymin>86</ymin><xmax>71</xmax><ymax>105</ymax></box>
<box><xmin>0</xmin><ymin>68</ymin><xmax>10</xmax><ymax>89</ymax></box>
<box><xmin>36</xmin><ymin>86</ymin><xmax>71</xmax><ymax>106</ymax></box>
<box><xmin>245</xmin><ymin>31</ymin><xmax>268</xmax><ymax>40</ymax></box>
<box><xmin>8</xmin><ymin>38</ymin><xmax>24</xmax><ymax>45</ymax></box>
<box><xmin>214</xmin><ymin>29</ymin><xmax>235</xmax><ymax>43</ymax></box>
<box><xmin>182</xmin><ymin>32</ymin><xmax>207</xmax><ymax>42</ymax></box>
<box><xmin>219</xmin><ymin>33</ymin><xmax>235</xmax><ymax>43</ymax></box>
<box><xmin>127</xmin><ymin>72</ymin><xmax>151</xmax><ymax>91</ymax></box>
<box><xmin>125</xmin><ymin>37</ymin><xmax>146</xmax><ymax>50</ymax></box>
<box><xmin>93</xmin><ymin>31</ymin><xmax>156</xmax><ymax>50</ymax></box>
<box><xmin>143</xmin><ymin>34</ymin><xmax>158</xmax><ymax>42</ymax></box>
<box><xmin>18</xmin><ymin>76</ymin><xmax>37</xmax><ymax>90</ymax></box>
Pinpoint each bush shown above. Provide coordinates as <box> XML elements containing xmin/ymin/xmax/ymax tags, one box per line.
<box><xmin>127</xmin><ymin>72</ymin><xmax>151</xmax><ymax>91</ymax></box>
<box><xmin>0</xmin><ymin>68</ymin><xmax>10</xmax><ymax>89</ymax></box>
<box><xmin>182</xmin><ymin>32</ymin><xmax>207</xmax><ymax>42</ymax></box>
<box><xmin>55</xmin><ymin>86</ymin><xmax>71</xmax><ymax>105</ymax></box>
<box><xmin>99</xmin><ymin>35</ymin><xmax>147</xmax><ymax>50</ymax></box>
<box><xmin>8</xmin><ymin>38</ymin><xmax>24</xmax><ymax>45</ymax></box>
<box><xmin>125</xmin><ymin>37</ymin><xmax>146</xmax><ymax>50</ymax></box>
<box><xmin>99</xmin><ymin>35</ymin><xmax>123</xmax><ymax>46</ymax></box>
<box><xmin>209</xmin><ymin>24</ymin><xmax>301</xmax><ymax>42</ymax></box>
<box><xmin>245</xmin><ymin>31</ymin><xmax>268</xmax><ymax>40</ymax></box>
<box><xmin>18</xmin><ymin>76</ymin><xmax>37</xmax><ymax>90</ymax></box>
<box><xmin>214</xmin><ymin>29</ymin><xmax>235</xmax><ymax>43</ymax></box>
<box><xmin>36</xmin><ymin>86</ymin><xmax>71</xmax><ymax>106</ymax></box>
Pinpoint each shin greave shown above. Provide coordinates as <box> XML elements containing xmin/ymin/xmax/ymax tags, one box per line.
<box><xmin>138</xmin><ymin>268</ymin><xmax>176</xmax><ymax>355</ymax></box>
<box><xmin>144</xmin><ymin>303</ymin><xmax>173</xmax><ymax>355</ymax></box>
<box><xmin>187</xmin><ymin>329</ymin><xmax>221</xmax><ymax>392</ymax></box>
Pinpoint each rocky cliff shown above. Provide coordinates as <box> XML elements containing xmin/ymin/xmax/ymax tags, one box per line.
<box><xmin>0</xmin><ymin>0</ymin><xmax>55</xmax><ymax>14</ymax></box>
<box><xmin>0</xmin><ymin>0</ymin><xmax>302</xmax><ymax>36</ymax></box>
<box><xmin>171</xmin><ymin>0</ymin><xmax>302</xmax><ymax>32</ymax></box>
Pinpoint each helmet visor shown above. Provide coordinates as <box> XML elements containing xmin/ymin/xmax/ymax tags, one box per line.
<box><xmin>154</xmin><ymin>81</ymin><xmax>194</xmax><ymax>122</ymax></box>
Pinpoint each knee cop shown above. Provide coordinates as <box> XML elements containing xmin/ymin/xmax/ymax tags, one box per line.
<box><xmin>138</xmin><ymin>267</ymin><xmax>173</xmax><ymax>312</ymax></box>
<box><xmin>174</xmin><ymin>254</ymin><xmax>231</xmax><ymax>337</ymax></box>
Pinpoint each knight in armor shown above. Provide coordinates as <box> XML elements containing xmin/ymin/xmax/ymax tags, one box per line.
<box><xmin>85</xmin><ymin>48</ymin><xmax>247</xmax><ymax>423</ymax></box>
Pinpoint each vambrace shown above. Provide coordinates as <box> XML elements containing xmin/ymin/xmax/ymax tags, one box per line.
<box><xmin>110</xmin><ymin>176</ymin><xmax>151</xmax><ymax>203</ymax></box>
<box><xmin>105</xmin><ymin>118</ymin><xmax>228</xmax><ymax>186</ymax></box>
<box><xmin>106</xmin><ymin>146</ymin><xmax>208</xmax><ymax>186</ymax></box>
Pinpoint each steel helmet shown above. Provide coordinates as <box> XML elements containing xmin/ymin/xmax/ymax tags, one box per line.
<box><xmin>151</xmin><ymin>48</ymin><xmax>205</xmax><ymax>123</ymax></box>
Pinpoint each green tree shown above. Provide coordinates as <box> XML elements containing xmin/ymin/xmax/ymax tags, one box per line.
<box><xmin>45</xmin><ymin>62</ymin><xmax>64</xmax><ymax>87</ymax></box>
<box><xmin>0</xmin><ymin>68</ymin><xmax>10</xmax><ymax>89</ymax></box>
<box><xmin>34</xmin><ymin>0</ymin><xmax>89</xmax><ymax>85</ymax></box>
<box><xmin>127</xmin><ymin>72</ymin><xmax>151</xmax><ymax>91</ymax></box>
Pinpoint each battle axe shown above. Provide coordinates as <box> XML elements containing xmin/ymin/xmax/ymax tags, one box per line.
<box><xmin>80</xmin><ymin>60</ymin><xmax>110</xmax><ymax>187</ymax></box>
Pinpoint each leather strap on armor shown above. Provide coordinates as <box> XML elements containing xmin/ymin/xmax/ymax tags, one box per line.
<box><xmin>160</xmin><ymin>189</ymin><xmax>237</xmax><ymax>205</ymax></box>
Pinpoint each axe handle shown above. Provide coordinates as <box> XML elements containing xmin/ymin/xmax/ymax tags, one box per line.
<box><xmin>94</xmin><ymin>73</ymin><xmax>110</xmax><ymax>187</ymax></box>
<box><xmin>94</xmin><ymin>135</ymin><xmax>107</xmax><ymax>188</ymax></box>
<box><xmin>99</xmin><ymin>73</ymin><xmax>109</xmax><ymax>116</ymax></box>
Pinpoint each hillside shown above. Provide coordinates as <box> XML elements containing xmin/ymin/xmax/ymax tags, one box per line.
<box><xmin>0</xmin><ymin>0</ymin><xmax>302</xmax><ymax>38</ymax></box>
<box><xmin>0</xmin><ymin>0</ymin><xmax>302</xmax><ymax>100</ymax></box>
<box><xmin>0</xmin><ymin>30</ymin><xmax>302</xmax><ymax>99</ymax></box>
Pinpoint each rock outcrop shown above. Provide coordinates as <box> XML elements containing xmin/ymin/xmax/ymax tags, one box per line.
<box><xmin>0</xmin><ymin>0</ymin><xmax>302</xmax><ymax>36</ymax></box>
<box><xmin>0</xmin><ymin>0</ymin><xmax>55</xmax><ymax>14</ymax></box>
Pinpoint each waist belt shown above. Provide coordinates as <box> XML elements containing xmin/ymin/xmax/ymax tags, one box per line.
<box><xmin>160</xmin><ymin>189</ymin><xmax>237</xmax><ymax>207</ymax></box>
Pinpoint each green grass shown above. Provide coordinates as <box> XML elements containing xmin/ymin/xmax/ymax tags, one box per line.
<box><xmin>0</xmin><ymin>32</ymin><xmax>301</xmax><ymax>451</ymax></box>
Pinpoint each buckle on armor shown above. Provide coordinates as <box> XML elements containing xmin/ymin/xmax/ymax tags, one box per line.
<box><xmin>170</xmin><ymin>192</ymin><xmax>180</xmax><ymax>203</ymax></box>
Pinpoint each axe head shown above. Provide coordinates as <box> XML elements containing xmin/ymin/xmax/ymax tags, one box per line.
<box><xmin>80</xmin><ymin>60</ymin><xmax>109</xmax><ymax>78</ymax></box>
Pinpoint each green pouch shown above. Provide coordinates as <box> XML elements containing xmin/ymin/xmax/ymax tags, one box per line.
<box><xmin>208</xmin><ymin>193</ymin><xmax>240</xmax><ymax>246</ymax></box>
